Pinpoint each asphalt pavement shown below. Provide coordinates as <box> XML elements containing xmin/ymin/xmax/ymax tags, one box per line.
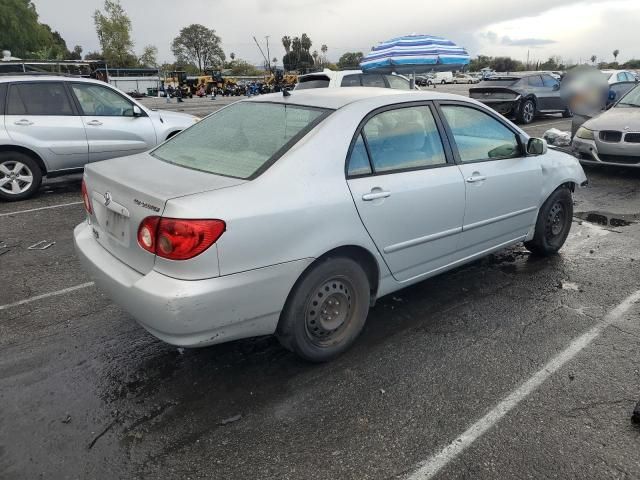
<box><xmin>1</xmin><ymin>86</ymin><xmax>639</xmax><ymax>479</ymax></box>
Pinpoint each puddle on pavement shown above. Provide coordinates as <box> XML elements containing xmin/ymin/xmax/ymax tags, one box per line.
<box><xmin>574</xmin><ymin>211</ymin><xmax>639</xmax><ymax>228</ymax></box>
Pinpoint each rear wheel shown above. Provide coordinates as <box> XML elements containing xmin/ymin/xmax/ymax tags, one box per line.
<box><xmin>517</xmin><ymin>99</ymin><xmax>536</xmax><ymax>124</ymax></box>
<box><xmin>525</xmin><ymin>187</ymin><xmax>573</xmax><ymax>256</ymax></box>
<box><xmin>277</xmin><ymin>257</ymin><xmax>370</xmax><ymax>362</ymax></box>
<box><xmin>0</xmin><ymin>152</ymin><xmax>42</xmax><ymax>201</ymax></box>
<box><xmin>441</xmin><ymin>80</ymin><xmax>446</xmax><ymax>85</ymax></box>
<box><xmin>562</xmin><ymin>106</ymin><xmax>573</xmax><ymax>118</ymax></box>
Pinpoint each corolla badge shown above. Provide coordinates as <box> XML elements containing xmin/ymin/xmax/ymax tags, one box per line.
<box><xmin>104</xmin><ymin>191</ymin><xmax>112</xmax><ymax>207</ymax></box>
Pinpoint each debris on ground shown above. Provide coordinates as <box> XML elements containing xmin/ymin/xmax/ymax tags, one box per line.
<box><xmin>61</xmin><ymin>414</ymin><xmax>72</xmax><ymax>424</ymax></box>
<box><xmin>543</xmin><ymin>128</ymin><xmax>572</xmax><ymax>147</ymax></box>
<box><xmin>220</xmin><ymin>414</ymin><xmax>242</xmax><ymax>425</ymax></box>
<box><xmin>632</xmin><ymin>400</ymin><xmax>640</xmax><ymax>424</ymax></box>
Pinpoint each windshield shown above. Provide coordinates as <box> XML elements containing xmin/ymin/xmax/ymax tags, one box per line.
<box><xmin>616</xmin><ymin>85</ymin><xmax>640</xmax><ymax>107</ymax></box>
<box><xmin>295</xmin><ymin>76</ymin><xmax>330</xmax><ymax>89</ymax></box>
<box><xmin>152</xmin><ymin>102</ymin><xmax>329</xmax><ymax>179</ymax></box>
<box><xmin>478</xmin><ymin>78</ymin><xmax>522</xmax><ymax>87</ymax></box>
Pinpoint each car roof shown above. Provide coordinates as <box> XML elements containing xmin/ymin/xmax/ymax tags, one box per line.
<box><xmin>0</xmin><ymin>75</ymin><xmax>100</xmax><ymax>84</ymax></box>
<box><xmin>245</xmin><ymin>87</ymin><xmax>468</xmax><ymax>110</ymax></box>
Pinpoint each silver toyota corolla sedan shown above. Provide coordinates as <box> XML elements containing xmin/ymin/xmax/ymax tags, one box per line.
<box><xmin>74</xmin><ymin>88</ymin><xmax>587</xmax><ymax>362</ymax></box>
<box><xmin>573</xmin><ymin>84</ymin><xmax>640</xmax><ymax>167</ymax></box>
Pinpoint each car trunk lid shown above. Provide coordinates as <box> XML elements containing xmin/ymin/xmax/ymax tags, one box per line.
<box><xmin>84</xmin><ymin>152</ymin><xmax>245</xmax><ymax>274</ymax></box>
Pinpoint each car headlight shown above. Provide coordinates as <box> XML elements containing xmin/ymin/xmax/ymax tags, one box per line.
<box><xmin>576</xmin><ymin>127</ymin><xmax>594</xmax><ymax>140</ymax></box>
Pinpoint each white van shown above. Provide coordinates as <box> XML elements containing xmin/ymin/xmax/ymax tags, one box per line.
<box><xmin>428</xmin><ymin>72</ymin><xmax>454</xmax><ymax>85</ymax></box>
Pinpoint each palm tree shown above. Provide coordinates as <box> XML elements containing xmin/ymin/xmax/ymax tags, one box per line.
<box><xmin>282</xmin><ymin>36</ymin><xmax>291</xmax><ymax>54</ymax></box>
<box><xmin>230</xmin><ymin>52</ymin><xmax>235</xmax><ymax>61</ymax></box>
<box><xmin>272</xmin><ymin>57</ymin><xmax>278</xmax><ymax>66</ymax></box>
<box><xmin>590</xmin><ymin>55</ymin><xmax>597</xmax><ymax>65</ymax></box>
<box><xmin>321</xmin><ymin>44</ymin><xmax>328</xmax><ymax>55</ymax></box>
<box><xmin>312</xmin><ymin>50</ymin><xmax>319</xmax><ymax>64</ymax></box>
<box><xmin>301</xmin><ymin>33</ymin><xmax>312</xmax><ymax>52</ymax></box>
<box><xmin>613</xmin><ymin>49</ymin><xmax>619</xmax><ymax>62</ymax></box>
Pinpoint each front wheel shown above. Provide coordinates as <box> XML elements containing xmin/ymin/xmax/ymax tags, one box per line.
<box><xmin>277</xmin><ymin>257</ymin><xmax>370</xmax><ymax>362</ymax></box>
<box><xmin>0</xmin><ymin>152</ymin><xmax>43</xmax><ymax>201</ymax></box>
<box><xmin>562</xmin><ymin>107</ymin><xmax>573</xmax><ymax>118</ymax></box>
<box><xmin>525</xmin><ymin>187</ymin><xmax>573</xmax><ymax>256</ymax></box>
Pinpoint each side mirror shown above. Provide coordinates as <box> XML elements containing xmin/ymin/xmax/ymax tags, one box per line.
<box><xmin>527</xmin><ymin>137</ymin><xmax>547</xmax><ymax>155</ymax></box>
<box><xmin>133</xmin><ymin>105</ymin><xmax>143</xmax><ymax>117</ymax></box>
<box><xmin>552</xmin><ymin>83</ymin><xmax>560</xmax><ymax>91</ymax></box>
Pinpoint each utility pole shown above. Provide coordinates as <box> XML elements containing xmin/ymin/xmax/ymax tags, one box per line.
<box><xmin>265</xmin><ymin>35</ymin><xmax>271</xmax><ymax>73</ymax></box>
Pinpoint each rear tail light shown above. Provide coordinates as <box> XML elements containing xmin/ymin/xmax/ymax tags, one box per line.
<box><xmin>137</xmin><ymin>217</ymin><xmax>225</xmax><ymax>260</ymax></box>
<box><xmin>81</xmin><ymin>179</ymin><xmax>93</xmax><ymax>214</ymax></box>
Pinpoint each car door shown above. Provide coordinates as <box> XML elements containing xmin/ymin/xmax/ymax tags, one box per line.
<box><xmin>437</xmin><ymin>103</ymin><xmax>542</xmax><ymax>255</ymax></box>
<box><xmin>527</xmin><ymin>75</ymin><xmax>552</xmax><ymax>110</ymax></box>
<box><xmin>346</xmin><ymin>104</ymin><xmax>466</xmax><ymax>283</ymax></box>
<box><xmin>69</xmin><ymin>82</ymin><xmax>157</xmax><ymax>162</ymax></box>
<box><xmin>4</xmin><ymin>81</ymin><xmax>88</xmax><ymax>171</ymax></box>
<box><xmin>541</xmin><ymin>74</ymin><xmax>563</xmax><ymax>110</ymax></box>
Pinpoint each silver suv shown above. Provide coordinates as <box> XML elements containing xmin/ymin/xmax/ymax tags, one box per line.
<box><xmin>0</xmin><ymin>75</ymin><xmax>198</xmax><ymax>201</ymax></box>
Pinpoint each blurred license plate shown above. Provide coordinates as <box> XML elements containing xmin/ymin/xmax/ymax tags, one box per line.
<box><xmin>105</xmin><ymin>209</ymin><xmax>127</xmax><ymax>241</ymax></box>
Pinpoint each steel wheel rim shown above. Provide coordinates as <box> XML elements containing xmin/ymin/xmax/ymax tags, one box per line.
<box><xmin>523</xmin><ymin>102</ymin><xmax>534</xmax><ymax>123</ymax></box>
<box><xmin>546</xmin><ymin>202</ymin><xmax>566</xmax><ymax>238</ymax></box>
<box><xmin>305</xmin><ymin>277</ymin><xmax>354</xmax><ymax>347</ymax></box>
<box><xmin>0</xmin><ymin>160</ymin><xmax>34</xmax><ymax>195</ymax></box>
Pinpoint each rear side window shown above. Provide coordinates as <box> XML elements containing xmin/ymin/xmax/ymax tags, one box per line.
<box><xmin>361</xmin><ymin>106</ymin><xmax>446</xmax><ymax>173</ymax></box>
<box><xmin>347</xmin><ymin>134</ymin><xmax>372</xmax><ymax>176</ymax></box>
<box><xmin>341</xmin><ymin>75</ymin><xmax>362</xmax><ymax>87</ymax></box>
<box><xmin>361</xmin><ymin>74</ymin><xmax>386</xmax><ymax>88</ymax></box>
<box><xmin>296</xmin><ymin>76</ymin><xmax>330</xmax><ymax>89</ymax></box>
<box><xmin>152</xmin><ymin>102</ymin><xmax>329</xmax><ymax>179</ymax></box>
<box><xmin>441</xmin><ymin>105</ymin><xmax>519</xmax><ymax>162</ymax></box>
<box><xmin>527</xmin><ymin>76</ymin><xmax>543</xmax><ymax>87</ymax></box>
<box><xmin>7</xmin><ymin>82</ymin><xmax>74</xmax><ymax>115</ymax></box>
<box><xmin>0</xmin><ymin>84</ymin><xmax>6</xmax><ymax>115</ymax></box>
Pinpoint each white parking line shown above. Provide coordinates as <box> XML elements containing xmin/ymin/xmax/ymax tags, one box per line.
<box><xmin>0</xmin><ymin>282</ymin><xmax>95</xmax><ymax>311</ymax></box>
<box><xmin>0</xmin><ymin>201</ymin><xmax>83</xmax><ymax>218</ymax></box>
<box><xmin>407</xmin><ymin>289</ymin><xmax>640</xmax><ymax>480</ymax></box>
<box><xmin>529</xmin><ymin>119</ymin><xmax>570</xmax><ymax>128</ymax></box>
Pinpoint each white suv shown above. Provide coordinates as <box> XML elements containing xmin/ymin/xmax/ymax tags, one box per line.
<box><xmin>295</xmin><ymin>69</ymin><xmax>413</xmax><ymax>90</ymax></box>
<box><xmin>0</xmin><ymin>75</ymin><xmax>198</xmax><ymax>201</ymax></box>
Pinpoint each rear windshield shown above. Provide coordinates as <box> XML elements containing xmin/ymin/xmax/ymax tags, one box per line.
<box><xmin>296</xmin><ymin>76</ymin><xmax>330</xmax><ymax>89</ymax></box>
<box><xmin>151</xmin><ymin>102</ymin><xmax>329</xmax><ymax>179</ymax></box>
<box><xmin>478</xmin><ymin>78</ymin><xmax>522</xmax><ymax>87</ymax></box>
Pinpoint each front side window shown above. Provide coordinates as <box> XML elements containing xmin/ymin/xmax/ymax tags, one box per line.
<box><xmin>7</xmin><ymin>82</ymin><xmax>74</xmax><ymax>115</ymax></box>
<box><xmin>152</xmin><ymin>102</ymin><xmax>328</xmax><ymax>179</ymax></box>
<box><xmin>341</xmin><ymin>75</ymin><xmax>362</xmax><ymax>87</ymax></box>
<box><xmin>361</xmin><ymin>106</ymin><xmax>446</xmax><ymax>173</ymax></box>
<box><xmin>542</xmin><ymin>75</ymin><xmax>559</xmax><ymax>88</ymax></box>
<box><xmin>71</xmin><ymin>83</ymin><xmax>135</xmax><ymax>116</ymax></box>
<box><xmin>528</xmin><ymin>76</ymin><xmax>543</xmax><ymax>87</ymax></box>
<box><xmin>361</xmin><ymin>74</ymin><xmax>386</xmax><ymax>88</ymax></box>
<box><xmin>385</xmin><ymin>75</ymin><xmax>411</xmax><ymax>90</ymax></box>
<box><xmin>441</xmin><ymin>105</ymin><xmax>519</xmax><ymax>162</ymax></box>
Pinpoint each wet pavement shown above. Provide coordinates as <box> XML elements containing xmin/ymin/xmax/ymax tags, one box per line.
<box><xmin>1</xmin><ymin>108</ymin><xmax>640</xmax><ymax>479</ymax></box>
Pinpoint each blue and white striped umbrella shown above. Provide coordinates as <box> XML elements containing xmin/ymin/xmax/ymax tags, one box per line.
<box><xmin>360</xmin><ymin>34</ymin><xmax>470</xmax><ymax>74</ymax></box>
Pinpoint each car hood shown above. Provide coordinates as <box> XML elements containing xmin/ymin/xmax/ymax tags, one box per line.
<box><xmin>151</xmin><ymin>109</ymin><xmax>199</xmax><ymax>127</ymax></box>
<box><xmin>583</xmin><ymin>107</ymin><xmax>640</xmax><ymax>131</ymax></box>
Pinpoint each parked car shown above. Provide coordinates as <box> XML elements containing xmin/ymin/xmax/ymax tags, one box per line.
<box><xmin>75</xmin><ymin>88</ymin><xmax>586</xmax><ymax>362</ymax></box>
<box><xmin>429</xmin><ymin>71</ymin><xmax>454</xmax><ymax>85</ymax></box>
<box><xmin>295</xmin><ymin>69</ymin><xmax>412</xmax><ymax>90</ymax></box>
<box><xmin>453</xmin><ymin>73</ymin><xmax>479</xmax><ymax>84</ymax></box>
<box><xmin>601</xmin><ymin>69</ymin><xmax>638</xmax><ymax>85</ymax></box>
<box><xmin>572</xmin><ymin>83</ymin><xmax>640</xmax><ymax>167</ymax></box>
<box><xmin>0</xmin><ymin>75</ymin><xmax>198</xmax><ymax>201</ymax></box>
<box><xmin>469</xmin><ymin>73</ymin><xmax>571</xmax><ymax>124</ymax></box>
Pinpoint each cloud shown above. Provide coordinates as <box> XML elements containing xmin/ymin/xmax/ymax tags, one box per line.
<box><xmin>501</xmin><ymin>36</ymin><xmax>557</xmax><ymax>47</ymax></box>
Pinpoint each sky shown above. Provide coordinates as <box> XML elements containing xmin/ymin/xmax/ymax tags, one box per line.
<box><xmin>29</xmin><ymin>0</ymin><xmax>640</xmax><ymax>66</ymax></box>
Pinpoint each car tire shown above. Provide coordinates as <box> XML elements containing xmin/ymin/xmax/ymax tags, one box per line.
<box><xmin>276</xmin><ymin>256</ymin><xmax>370</xmax><ymax>362</ymax></box>
<box><xmin>562</xmin><ymin>107</ymin><xmax>573</xmax><ymax>118</ymax></box>
<box><xmin>524</xmin><ymin>186</ymin><xmax>573</xmax><ymax>256</ymax></box>
<box><xmin>441</xmin><ymin>80</ymin><xmax>446</xmax><ymax>85</ymax></box>
<box><xmin>468</xmin><ymin>80</ymin><xmax>473</xmax><ymax>84</ymax></box>
<box><xmin>0</xmin><ymin>152</ymin><xmax>43</xmax><ymax>202</ymax></box>
<box><xmin>517</xmin><ymin>99</ymin><xmax>536</xmax><ymax>124</ymax></box>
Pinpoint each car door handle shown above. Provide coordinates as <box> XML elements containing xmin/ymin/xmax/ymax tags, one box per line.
<box><xmin>466</xmin><ymin>175</ymin><xmax>487</xmax><ymax>183</ymax></box>
<box><xmin>14</xmin><ymin>119</ymin><xmax>33</xmax><ymax>126</ymax></box>
<box><xmin>362</xmin><ymin>190</ymin><xmax>391</xmax><ymax>201</ymax></box>
<box><xmin>86</xmin><ymin>120</ymin><xmax>103</xmax><ymax>126</ymax></box>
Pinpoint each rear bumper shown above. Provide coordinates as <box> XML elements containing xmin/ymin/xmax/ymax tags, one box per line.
<box><xmin>74</xmin><ymin>221</ymin><xmax>313</xmax><ymax>347</ymax></box>
<box><xmin>572</xmin><ymin>137</ymin><xmax>640</xmax><ymax>167</ymax></box>
<box><xmin>475</xmin><ymin>98</ymin><xmax>520</xmax><ymax>117</ymax></box>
